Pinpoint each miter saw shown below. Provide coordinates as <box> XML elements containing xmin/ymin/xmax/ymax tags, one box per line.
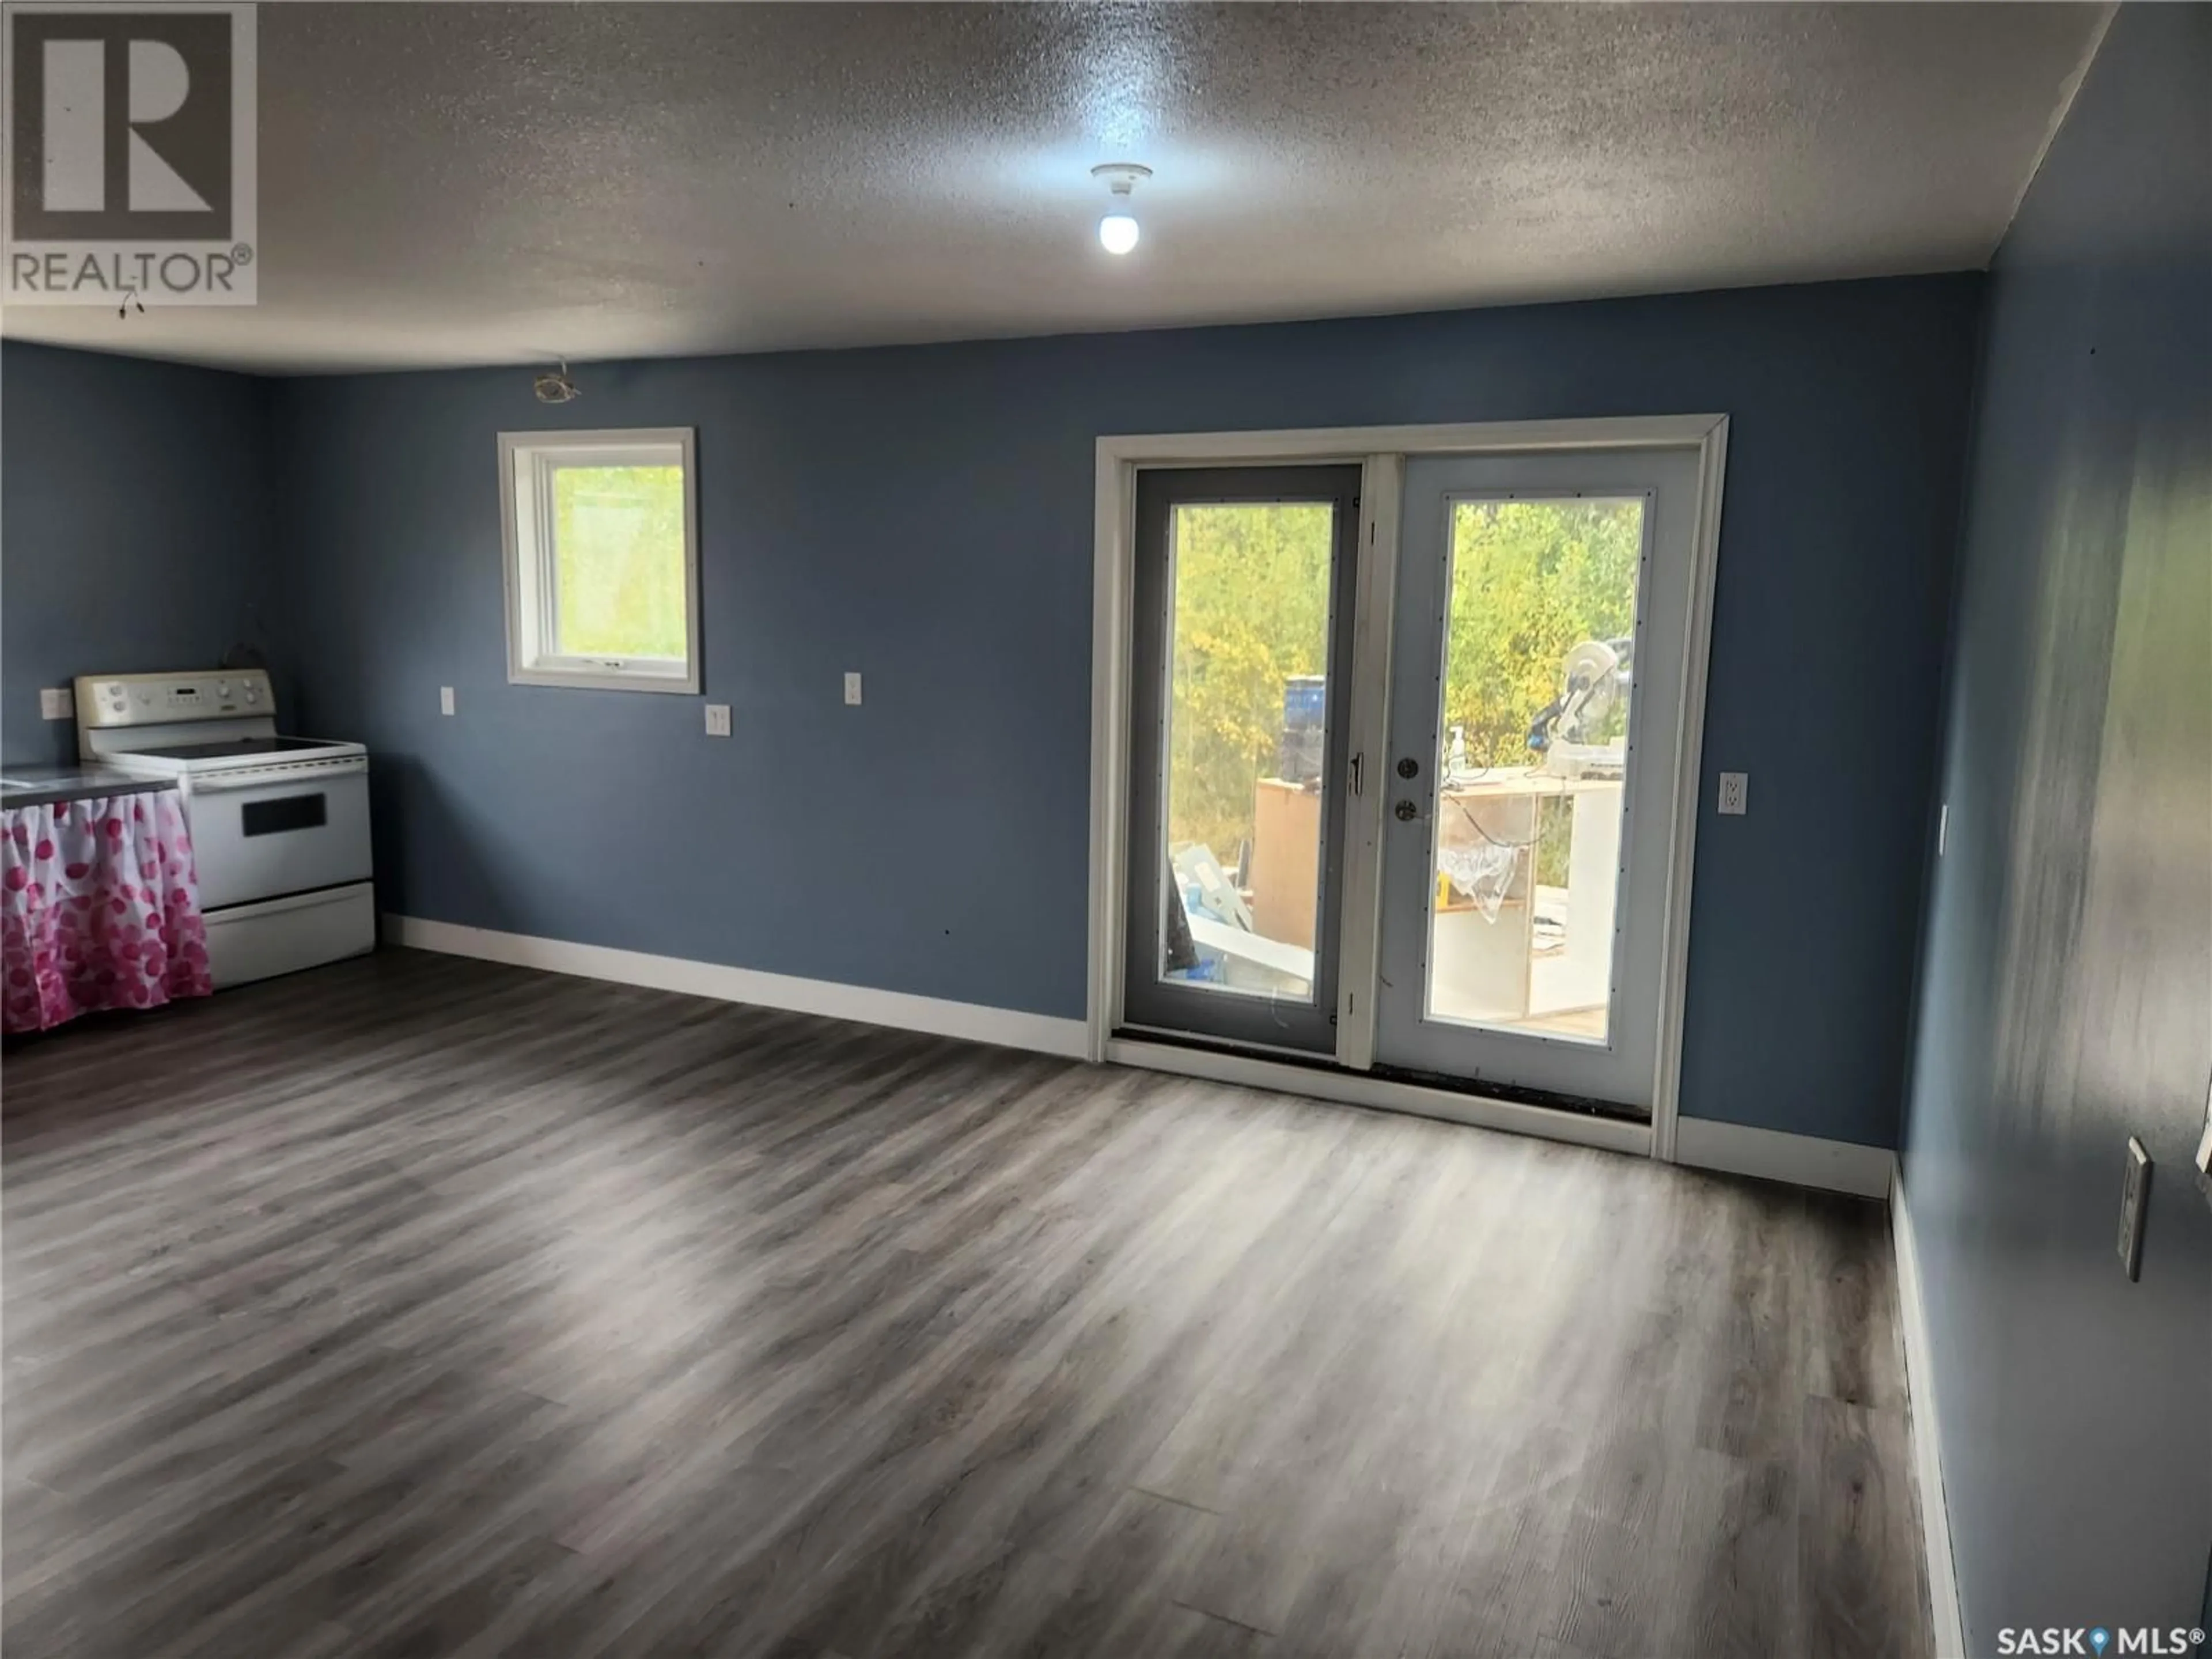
<box><xmin>1526</xmin><ymin>637</ymin><xmax>1632</xmax><ymax>777</ymax></box>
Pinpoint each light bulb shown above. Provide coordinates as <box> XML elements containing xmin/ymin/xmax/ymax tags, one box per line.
<box><xmin>1099</xmin><ymin>211</ymin><xmax>1140</xmax><ymax>255</ymax></box>
<box><xmin>1090</xmin><ymin>164</ymin><xmax>1151</xmax><ymax>256</ymax></box>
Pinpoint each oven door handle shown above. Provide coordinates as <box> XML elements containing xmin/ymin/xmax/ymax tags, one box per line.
<box><xmin>189</xmin><ymin>756</ymin><xmax>369</xmax><ymax>793</ymax></box>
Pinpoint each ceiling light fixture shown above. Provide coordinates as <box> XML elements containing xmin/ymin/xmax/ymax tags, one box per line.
<box><xmin>1092</xmin><ymin>162</ymin><xmax>1151</xmax><ymax>256</ymax></box>
<box><xmin>533</xmin><ymin>359</ymin><xmax>581</xmax><ymax>404</ymax></box>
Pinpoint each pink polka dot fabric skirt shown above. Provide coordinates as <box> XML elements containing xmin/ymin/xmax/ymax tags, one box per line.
<box><xmin>2</xmin><ymin>791</ymin><xmax>214</xmax><ymax>1035</ymax></box>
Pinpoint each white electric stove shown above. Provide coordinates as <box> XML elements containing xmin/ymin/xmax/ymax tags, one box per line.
<box><xmin>76</xmin><ymin>669</ymin><xmax>375</xmax><ymax>987</ymax></box>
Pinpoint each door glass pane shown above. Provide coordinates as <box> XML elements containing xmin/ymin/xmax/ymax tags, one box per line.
<box><xmin>1427</xmin><ymin>497</ymin><xmax>1644</xmax><ymax>1043</ymax></box>
<box><xmin>1159</xmin><ymin>502</ymin><xmax>1336</xmax><ymax>1002</ymax></box>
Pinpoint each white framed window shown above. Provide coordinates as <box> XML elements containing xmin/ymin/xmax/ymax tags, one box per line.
<box><xmin>499</xmin><ymin>427</ymin><xmax>700</xmax><ymax>694</ymax></box>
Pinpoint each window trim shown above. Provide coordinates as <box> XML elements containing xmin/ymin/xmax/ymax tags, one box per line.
<box><xmin>498</xmin><ymin>426</ymin><xmax>701</xmax><ymax>694</ymax></box>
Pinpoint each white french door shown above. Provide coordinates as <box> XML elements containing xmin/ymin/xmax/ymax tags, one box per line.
<box><xmin>1100</xmin><ymin>419</ymin><xmax>1722</xmax><ymax>1139</ymax></box>
<box><xmin>1369</xmin><ymin>448</ymin><xmax>1703</xmax><ymax>1111</ymax></box>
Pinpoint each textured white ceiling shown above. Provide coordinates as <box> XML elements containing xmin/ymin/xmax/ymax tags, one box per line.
<box><xmin>2</xmin><ymin>2</ymin><xmax>2105</xmax><ymax>374</ymax></box>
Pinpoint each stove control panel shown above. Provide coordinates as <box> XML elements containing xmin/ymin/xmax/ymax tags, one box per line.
<box><xmin>74</xmin><ymin>669</ymin><xmax>272</xmax><ymax>728</ymax></box>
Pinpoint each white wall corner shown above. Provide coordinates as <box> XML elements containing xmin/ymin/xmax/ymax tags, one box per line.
<box><xmin>1673</xmin><ymin>1116</ymin><xmax>1897</xmax><ymax>1199</ymax></box>
<box><xmin>384</xmin><ymin>914</ymin><xmax>1091</xmax><ymax>1060</ymax></box>
<box><xmin>1891</xmin><ymin>1167</ymin><xmax>1969</xmax><ymax>1659</ymax></box>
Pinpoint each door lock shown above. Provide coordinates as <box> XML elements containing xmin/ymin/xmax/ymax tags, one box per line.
<box><xmin>1394</xmin><ymin>799</ymin><xmax>1419</xmax><ymax>821</ymax></box>
<box><xmin>1396</xmin><ymin>756</ymin><xmax>1420</xmax><ymax>779</ymax></box>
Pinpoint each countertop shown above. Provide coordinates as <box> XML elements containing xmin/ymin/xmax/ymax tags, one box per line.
<box><xmin>1</xmin><ymin>765</ymin><xmax>176</xmax><ymax>809</ymax></box>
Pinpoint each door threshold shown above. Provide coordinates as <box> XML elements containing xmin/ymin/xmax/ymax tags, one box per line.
<box><xmin>1104</xmin><ymin>1034</ymin><xmax>1654</xmax><ymax>1158</ymax></box>
<box><xmin>1368</xmin><ymin>1061</ymin><xmax>1651</xmax><ymax>1127</ymax></box>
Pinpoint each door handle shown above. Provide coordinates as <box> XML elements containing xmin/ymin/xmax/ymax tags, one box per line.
<box><xmin>190</xmin><ymin>756</ymin><xmax>369</xmax><ymax>791</ymax></box>
<box><xmin>1349</xmin><ymin>752</ymin><xmax>1364</xmax><ymax>797</ymax></box>
<box><xmin>1394</xmin><ymin>799</ymin><xmax>1419</xmax><ymax>822</ymax></box>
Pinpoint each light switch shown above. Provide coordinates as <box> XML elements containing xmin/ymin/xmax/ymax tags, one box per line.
<box><xmin>704</xmin><ymin>703</ymin><xmax>732</xmax><ymax>737</ymax></box>
<box><xmin>2118</xmin><ymin>1136</ymin><xmax>2151</xmax><ymax>1281</ymax></box>
<box><xmin>39</xmin><ymin>686</ymin><xmax>74</xmax><ymax>721</ymax></box>
<box><xmin>439</xmin><ymin>686</ymin><xmax>456</xmax><ymax>717</ymax></box>
<box><xmin>2194</xmin><ymin>1073</ymin><xmax>2212</xmax><ymax>1210</ymax></box>
<box><xmin>843</xmin><ymin>672</ymin><xmax>862</xmax><ymax>706</ymax></box>
<box><xmin>1717</xmin><ymin>772</ymin><xmax>1748</xmax><ymax>816</ymax></box>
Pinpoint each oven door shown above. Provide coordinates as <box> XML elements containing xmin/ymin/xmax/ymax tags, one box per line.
<box><xmin>187</xmin><ymin>757</ymin><xmax>372</xmax><ymax>911</ymax></box>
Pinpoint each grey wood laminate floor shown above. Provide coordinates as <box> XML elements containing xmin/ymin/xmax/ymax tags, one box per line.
<box><xmin>2</xmin><ymin>949</ymin><xmax>1930</xmax><ymax>1659</ymax></box>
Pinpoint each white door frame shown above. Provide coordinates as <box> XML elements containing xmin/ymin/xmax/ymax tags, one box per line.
<box><xmin>1086</xmin><ymin>415</ymin><xmax>1729</xmax><ymax>1162</ymax></box>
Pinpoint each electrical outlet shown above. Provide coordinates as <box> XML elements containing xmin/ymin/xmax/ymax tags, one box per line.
<box><xmin>1717</xmin><ymin>771</ymin><xmax>1748</xmax><ymax>816</ymax></box>
<box><xmin>439</xmin><ymin>686</ymin><xmax>456</xmax><ymax>716</ymax></box>
<box><xmin>39</xmin><ymin>685</ymin><xmax>74</xmax><ymax>721</ymax></box>
<box><xmin>704</xmin><ymin>703</ymin><xmax>732</xmax><ymax>737</ymax></box>
<box><xmin>2194</xmin><ymin>1072</ymin><xmax>2212</xmax><ymax>1210</ymax></box>
<box><xmin>2118</xmin><ymin>1136</ymin><xmax>2151</xmax><ymax>1281</ymax></box>
<box><xmin>843</xmin><ymin>672</ymin><xmax>862</xmax><ymax>706</ymax></box>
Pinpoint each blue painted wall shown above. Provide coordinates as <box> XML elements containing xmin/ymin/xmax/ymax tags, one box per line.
<box><xmin>271</xmin><ymin>274</ymin><xmax>1982</xmax><ymax>1149</ymax></box>
<box><xmin>1899</xmin><ymin>6</ymin><xmax>2212</xmax><ymax>1650</ymax></box>
<box><xmin>1</xmin><ymin>341</ymin><xmax>277</xmax><ymax>765</ymax></box>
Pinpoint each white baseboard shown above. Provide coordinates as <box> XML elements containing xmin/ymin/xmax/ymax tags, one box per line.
<box><xmin>1892</xmin><ymin>1167</ymin><xmax>1968</xmax><ymax>1659</ymax></box>
<box><xmin>383</xmin><ymin>914</ymin><xmax>1091</xmax><ymax>1059</ymax></box>
<box><xmin>1673</xmin><ymin>1116</ymin><xmax>1898</xmax><ymax>1198</ymax></box>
